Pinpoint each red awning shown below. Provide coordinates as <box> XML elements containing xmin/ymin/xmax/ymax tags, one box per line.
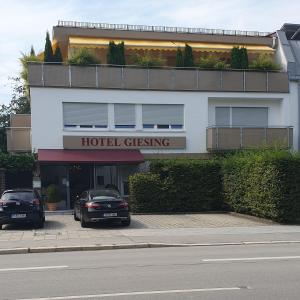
<box><xmin>38</xmin><ymin>149</ymin><xmax>144</xmax><ymax>164</ymax></box>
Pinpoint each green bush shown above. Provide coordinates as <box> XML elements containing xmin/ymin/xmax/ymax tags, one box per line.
<box><xmin>197</xmin><ymin>55</ymin><xmax>229</xmax><ymax>69</ymax></box>
<box><xmin>68</xmin><ymin>48</ymin><xmax>100</xmax><ymax>65</ymax></box>
<box><xmin>46</xmin><ymin>184</ymin><xmax>60</xmax><ymax>203</ymax></box>
<box><xmin>129</xmin><ymin>173</ymin><xmax>164</xmax><ymax>213</ymax></box>
<box><xmin>0</xmin><ymin>153</ymin><xmax>36</xmax><ymax>173</ymax></box>
<box><xmin>222</xmin><ymin>150</ymin><xmax>300</xmax><ymax>223</ymax></box>
<box><xmin>129</xmin><ymin>159</ymin><xmax>224</xmax><ymax>213</ymax></box>
<box><xmin>250</xmin><ymin>53</ymin><xmax>281</xmax><ymax>71</ymax></box>
<box><xmin>230</xmin><ymin>46</ymin><xmax>249</xmax><ymax>69</ymax></box>
<box><xmin>132</xmin><ymin>53</ymin><xmax>166</xmax><ymax>67</ymax></box>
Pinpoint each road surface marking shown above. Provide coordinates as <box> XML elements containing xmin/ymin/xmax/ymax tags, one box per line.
<box><xmin>203</xmin><ymin>256</ymin><xmax>300</xmax><ymax>262</ymax></box>
<box><xmin>0</xmin><ymin>265</ymin><xmax>68</xmax><ymax>272</ymax></box>
<box><xmin>18</xmin><ymin>287</ymin><xmax>243</xmax><ymax>299</ymax></box>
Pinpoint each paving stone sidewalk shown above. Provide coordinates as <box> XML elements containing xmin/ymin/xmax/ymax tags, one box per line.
<box><xmin>1</xmin><ymin>213</ymin><xmax>300</xmax><ymax>250</ymax></box>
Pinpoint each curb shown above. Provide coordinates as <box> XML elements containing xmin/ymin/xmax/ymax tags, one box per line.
<box><xmin>1</xmin><ymin>240</ymin><xmax>300</xmax><ymax>255</ymax></box>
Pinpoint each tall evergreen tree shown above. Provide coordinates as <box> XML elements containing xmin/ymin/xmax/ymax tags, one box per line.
<box><xmin>240</xmin><ymin>47</ymin><xmax>249</xmax><ymax>69</ymax></box>
<box><xmin>53</xmin><ymin>45</ymin><xmax>63</xmax><ymax>63</ymax></box>
<box><xmin>44</xmin><ymin>31</ymin><xmax>53</xmax><ymax>62</ymax></box>
<box><xmin>230</xmin><ymin>47</ymin><xmax>249</xmax><ymax>69</ymax></box>
<box><xmin>117</xmin><ymin>42</ymin><xmax>125</xmax><ymax>65</ymax></box>
<box><xmin>230</xmin><ymin>47</ymin><xmax>240</xmax><ymax>69</ymax></box>
<box><xmin>30</xmin><ymin>46</ymin><xmax>35</xmax><ymax>56</ymax></box>
<box><xmin>175</xmin><ymin>48</ymin><xmax>184</xmax><ymax>67</ymax></box>
<box><xmin>183</xmin><ymin>44</ymin><xmax>194</xmax><ymax>67</ymax></box>
<box><xmin>107</xmin><ymin>41</ymin><xmax>117</xmax><ymax>64</ymax></box>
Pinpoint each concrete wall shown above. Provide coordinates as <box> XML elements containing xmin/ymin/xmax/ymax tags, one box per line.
<box><xmin>30</xmin><ymin>87</ymin><xmax>296</xmax><ymax>153</ymax></box>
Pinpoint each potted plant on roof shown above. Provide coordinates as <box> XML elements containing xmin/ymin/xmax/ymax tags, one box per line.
<box><xmin>45</xmin><ymin>184</ymin><xmax>60</xmax><ymax>211</ymax></box>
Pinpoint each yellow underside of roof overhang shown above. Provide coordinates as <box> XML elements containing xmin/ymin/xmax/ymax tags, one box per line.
<box><xmin>69</xmin><ymin>37</ymin><xmax>274</xmax><ymax>53</ymax></box>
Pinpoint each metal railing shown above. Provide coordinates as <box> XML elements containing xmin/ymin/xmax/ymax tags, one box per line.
<box><xmin>57</xmin><ymin>20</ymin><xmax>271</xmax><ymax>37</ymax></box>
<box><xmin>206</xmin><ymin>126</ymin><xmax>293</xmax><ymax>150</ymax></box>
<box><xmin>28</xmin><ymin>63</ymin><xmax>289</xmax><ymax>93</ymax></box>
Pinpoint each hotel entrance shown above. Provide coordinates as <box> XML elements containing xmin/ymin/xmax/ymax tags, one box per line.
<box><xmin>38</xmin><ymin>149</ymin><xmax>144</xmax><ymax>209</ymax></box>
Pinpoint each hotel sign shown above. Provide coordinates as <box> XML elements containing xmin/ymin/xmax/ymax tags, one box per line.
<box><xmin>63</xmin><ymin>136</ymin><xmax>186</xmax><ymax>149</ymax></box>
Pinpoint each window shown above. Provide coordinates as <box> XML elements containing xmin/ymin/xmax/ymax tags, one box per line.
<box><xmin>215</xmin><ymin>107</ymin><xmax>268</xmax><ymax>127</ymax></box>
<box><xmin>142</xmin><ymin>104</ymin><xmax>184</xmax><ymax>130</ymax></box>
<box><xmin>114</xmin><ymin>104</ymin><xmax>135</xmax><ymax>129</ymax></box>
<box><xmin>63</xmin><ymin>103</ymin><xmax>108</xmax><ymax>129</ymax></box>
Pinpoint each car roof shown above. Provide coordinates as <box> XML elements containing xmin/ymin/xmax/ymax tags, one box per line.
<box><xmin>2</xmin><ymin>189</ymin><xmax>35</xmax><ymax>194</ymax></box>
<box><xmin>88</xmin><ymin>189</ymin><xmax>120</xmax><ymax>194</ymax></box>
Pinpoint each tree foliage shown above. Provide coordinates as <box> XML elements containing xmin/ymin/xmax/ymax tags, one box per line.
<box><xmin>44</xmin><ymin>31</ymin><xmax>53</xmax><ymax>62</ymax></box>
<box><xmin>230</xmin><ymin>47</ymin><xmax>249</xmax><ymax>69</ymax></box>
<box><xmin>68</xmin><ymin>47</ymin><xmax>100</xmax><ymax>65</ymax></box>
<box><xmin>175</xmin><ymin>48</ymin><xmax>184</xmax><ymax>67</ymax></box>
<box><xmin>183</xmin><ymin>44</ymin><xmax>194</xmax><ymax>67</ymax></box>
<box><xmin>107</xmin><ymin>41</ymin><xmax>126</xmax><ymax>65</ymax></box>
<box><xmin>53</xmin><ymin>45</ymin><xmax>63</xmax><ymax>63</ymax></box>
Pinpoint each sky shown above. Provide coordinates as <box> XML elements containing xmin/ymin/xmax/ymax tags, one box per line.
<box><xmin>1</xmin><ymin>0</ymin><xmax>300</xmax><ymax>104</ymax></box>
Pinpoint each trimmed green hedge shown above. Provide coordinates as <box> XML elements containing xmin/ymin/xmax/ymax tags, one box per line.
<box><xmin>0</xmin><ymin>153</ymin><xmax>36</xmax><ymax>173</ymax></box>
<box><xmin>129</xmin><ymin>159</ymin><xmax>223</xmax><ymax>213</ymax></box>
<box><xmin>222</xmin><ymin>151</ymin><xmax>300</xmax><ymax>223</ymax></box>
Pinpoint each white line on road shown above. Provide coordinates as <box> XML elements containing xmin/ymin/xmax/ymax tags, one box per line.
<box><xmin>17</xmin><ymin>287</ymin><xmax>243</xmax><ymax>299</ymax></box>
<box><xmin>0</xmin><ymin>266</ymin><xmax>68</xmax><ymax>272</ymax></box>
<box><xmin>203</xmin><ymin>256</ymin><xmax>300</xmax><ymax>262</ymax></box>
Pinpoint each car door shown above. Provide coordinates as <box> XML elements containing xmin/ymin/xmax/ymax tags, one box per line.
<box><xmin>78</xmin><ymin>191</ymin><xmax>88</xmax><ymax>216</ymax></box>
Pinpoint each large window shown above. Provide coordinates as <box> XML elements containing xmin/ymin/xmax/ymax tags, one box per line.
<box><xmin>114</xmin><ymin>104</ymin><xmax>135</xmax><ymax>129</ymax></box>
<box><xmin>215</xmin><ymin>107</ymin><xmax>268</xmax><ymax>127</ymax></box>
<box><xmin>63</xmin><ymin>103</ymin><xmax>108</xmax><ymax>129</ymax></box>
<box><xmin>142</xmin><ymin>104</ymin><xmax>184</xmax><ymax>130</ymax></box>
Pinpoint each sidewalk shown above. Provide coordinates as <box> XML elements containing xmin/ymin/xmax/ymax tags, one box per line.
<box><xmin>1</xmin><ymin>213</ymin><xmax>300</xmax><ymax>253</ymax></box>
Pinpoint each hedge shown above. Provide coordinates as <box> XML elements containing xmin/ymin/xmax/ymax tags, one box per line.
<box><xmin>129</xmin><ymin>159</ymin><xmax>224</xmax><ymax>213</ymax></box>
<box><xmin>0</xmin><ymin>153</ymin><xmax>36</xmax><ymax>173</ymax></box>
<box><xmin>222</xmin><ymin>150</ymin><xmax>300</xmax><ymax>223</ymax></box>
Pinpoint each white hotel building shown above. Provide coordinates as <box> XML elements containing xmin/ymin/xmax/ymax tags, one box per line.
<box><xmin>7</xmin><ymin>21</ymin><xmax>300</xmax><ymax>208</ymax></box>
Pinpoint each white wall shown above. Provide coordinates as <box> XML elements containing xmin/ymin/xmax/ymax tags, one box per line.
<box><xmin>30</xmin><ymin>87</ymin><xmax>296</xmax><ymax>153</ymax></box>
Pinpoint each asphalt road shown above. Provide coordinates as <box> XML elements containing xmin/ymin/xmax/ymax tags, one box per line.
<box><xmin>1</xmin><ymin>243</ymin><xmax>300</xmax><ymax>299</ymax></box>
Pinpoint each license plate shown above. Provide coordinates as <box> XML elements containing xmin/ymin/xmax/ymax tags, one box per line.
<box><xmin>103</xmin><ymin>213</ymin><xmax>117</xmax><ymax>217</ymax></box>
<box><xmin>11</xmin><ymin>214</ymin><xmax>26</xmax><ymax>219</ymax></box>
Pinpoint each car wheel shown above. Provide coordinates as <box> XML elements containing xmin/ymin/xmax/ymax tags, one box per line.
<box><xmin>34</xmin><ymin>219</ymin><xmax>44</xmax><ymax>229</ymax></box>
<box><xmin>80</xmin><ymin>214</ymin><xmax>89</xmax><ymax>228</ymax></box>
<box><xmin>121</xmin><ymin>218</ymin><xmax>131</xmax><ymax>227</ymax></box>
<box><xmin>74</xmin><ymin>211</ymin><xmax>80</xmax><ymax>221</ymax></box>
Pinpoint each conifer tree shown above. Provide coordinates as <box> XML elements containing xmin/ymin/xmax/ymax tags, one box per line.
<box><xmin>30</xmin><ymin>46</ymin><xmax>35</xmax><ymax>56</ymax></box>
<box><xmin>175</xmin><ymin>48</ymin><xmax>184</xmax><ymax>67</ymax></box>
<box><xmin>44</xmin><ymin>31</ymin><xmax>53</xmax><ymax>62</ymax></box>
<box><xmin>183</xmin><ymin>44</ymin><xmax>194</xmax><ymax>67</ymax></box>
<box><xmin>107</xmin><ymin>41</ymin><xmax>117</xmax><ymax>64</ymax></box>
<box><xmin>240</xmin><ymin>47</ymin><xmax>249</xmax><ymax>69</ymax></box>
<box><xmin>53</xmin><ymin>45</ymin><xmax>63</xmax><ymax>63</ymax></box>
<box><xmin>117</xmin><ymin>42</ymin><xmax>125</xmax><ymax>65</ymax></box>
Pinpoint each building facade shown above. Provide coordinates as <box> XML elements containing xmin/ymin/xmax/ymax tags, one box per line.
<box><xmin>7</xmin><ymin>21</ymin><xmax>299</xmax><ymax>209</ymax></box>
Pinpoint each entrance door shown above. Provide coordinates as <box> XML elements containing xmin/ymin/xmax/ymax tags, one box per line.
<box><xmin>69</xmin><ymin>164</ymin><xmax>93</xmax><ymax>209</ymax></box>
<box><xmin>94</xmin><ymin>166</ymin><xmax>118</xmax><ymax>191</ymax></box>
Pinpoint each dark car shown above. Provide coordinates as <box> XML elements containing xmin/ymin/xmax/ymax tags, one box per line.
<box><xmin>74</xmin><ymin>189</ymin><xmax>130</xmax><ymax>228</ymax></box>
<box><xmin>0</xmin><ymin>189</ymin><xmax>45</xmax><ymax>230</ymax></box>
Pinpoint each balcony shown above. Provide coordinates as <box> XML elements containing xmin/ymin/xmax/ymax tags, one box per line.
<box><xmin>206</xmin><ymin>127</ymin><xmax>293</xmax><ymax>151</ymax></box>
<box><xmin>6</xmin><ymin>115</ymin><xmax>31</xmax><ymax>152</ymax></box>
<box><xmin>28</xmin><ymin>63</ymin><xmax>289</xmax><ymax>93</ymax></box>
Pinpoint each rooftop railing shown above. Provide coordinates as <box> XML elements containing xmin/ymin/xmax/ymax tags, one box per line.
<box><xmin>28</xmin><ymin>63</ymin><xmax>289</xmax><ymax>93</ymax></box>
<box><xmin>57</xmin><ymin>20</ymin><xmax>271</xmax><ymax>37</ymax></box>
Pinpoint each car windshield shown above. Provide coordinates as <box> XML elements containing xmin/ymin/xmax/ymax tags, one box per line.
<box><xmin>2</xmin><ymin>192</ymin><xmax>35</xmax><ymax>202</ymax></box>
<box><xmin>90</xmin><ymin>190</ymin><xmax>120</xmax><ymax>199</ymax></box>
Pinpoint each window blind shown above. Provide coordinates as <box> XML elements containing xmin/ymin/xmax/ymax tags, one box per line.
<box><xmin>63</xmin><ymin>103</ymin><xmax>108</xmax><ymax>126</ymax></box>
<box><xmin>215</xmin><ymin>107</ymin><xmax>230</xmax><ymax>126</ymax></box>
<box><xmin>232</xmin><ymin>107</ymin><xmax>268</xmax><ymax>127</ymax></box>
<box><xmin>142</xmin><ymin>104</ymin><xmax>184</xmax><ymax>125</ymax></box>
<box><xmin>114</xmin><ymin>104</ymin><xmax>135</xmax><ymax>126</ymax></box>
